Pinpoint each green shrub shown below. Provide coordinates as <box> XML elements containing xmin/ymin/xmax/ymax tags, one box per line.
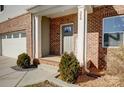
<box><xmin>58</xmin><ymin>52</ymin><xmax>80</xmax><ymax>83</ymax></box>
<box><xmin>17</xmin><ymin>53</ymin><xmax>31</xmax><ymax>68</ymax></box>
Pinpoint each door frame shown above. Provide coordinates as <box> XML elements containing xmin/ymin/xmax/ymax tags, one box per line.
<box><xmin>60</xmin><ymin>23</ymin><xmax>74</xmax><ymax>55</ymax></box>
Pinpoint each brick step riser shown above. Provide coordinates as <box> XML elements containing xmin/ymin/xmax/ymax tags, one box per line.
<box><xmin>39</xmin><ymin>59</ymin><xmax>59</xmax><ymax>67</ymax></box>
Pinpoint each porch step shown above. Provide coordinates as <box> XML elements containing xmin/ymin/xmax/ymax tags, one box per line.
<box><xmin>39</xmin><ymin>58</ymin><xmax>59</xmax><ymax>67</ymax></box>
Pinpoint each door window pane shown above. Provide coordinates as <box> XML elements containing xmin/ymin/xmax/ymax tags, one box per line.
<box><xmin>62</xmin><ymin>24</ymin><xmax>73</xmax><ymax>36</ymax></box>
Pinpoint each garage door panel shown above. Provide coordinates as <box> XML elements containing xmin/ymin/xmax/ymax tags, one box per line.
<box><xmin>2</xmin><ymin>32</ymin><xmax>26</xmax><ymax>58</ymax></box>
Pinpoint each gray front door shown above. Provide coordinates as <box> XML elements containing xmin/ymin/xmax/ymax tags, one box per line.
<box><xmin>62</xmin><ymin>24</ymin><xmax>73</xmax><ymax>54</ymax></box>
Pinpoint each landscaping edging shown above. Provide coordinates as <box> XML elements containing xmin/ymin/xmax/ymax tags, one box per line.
<box><xmin>47</xmin><ymin>73</ymin><xmax>79</xmax><ymax>87</ymax></box>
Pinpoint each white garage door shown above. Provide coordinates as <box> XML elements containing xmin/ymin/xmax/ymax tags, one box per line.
<box><xmin>2</xmin><ymin>31</ymin><xmax>27</xmax><ymax>58</ymax></box>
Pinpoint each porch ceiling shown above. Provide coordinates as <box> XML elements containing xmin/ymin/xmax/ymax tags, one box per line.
<box><xmin>28</xmin><ymin>5</ymin><xmax>78</xmax><ymax>17</ymax></box>
<box><xmin>46</xmin><ymin>7</ymin><xmax>77</xmax><ymax>18</ymax></box>
<box><xmin>28</xmin><ymin>5</ymin><xmax>58</xmax><ymax>14</ymax></box>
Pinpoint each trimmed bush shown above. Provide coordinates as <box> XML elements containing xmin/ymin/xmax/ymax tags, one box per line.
<box><xmin>32</xmin><ymin>58</ymin><xmax>40</xmax><ymax>68</ymax></box>
<box><xmin>58</xmin><ymin>52</ymin><xmax>80</xmax><ymax>83</ymax></box>
<box><xmin>17</xmin><ymin>53</ymin><xmax>31</xmax><ymax>68</ymax></box>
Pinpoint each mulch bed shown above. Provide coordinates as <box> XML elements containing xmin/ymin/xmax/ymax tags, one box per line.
<box><xmin>76</xmin><ymin>73</ymin><xmax>97</xmax><ymax>84</ymax></box>
<box><xmin>11</xmin><ymin>65</ymin><xmax>36</xmax><ymax>71</ymax></box>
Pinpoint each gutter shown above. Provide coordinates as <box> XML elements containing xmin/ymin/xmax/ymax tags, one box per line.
<box><xmin>27</xmin><ymin>5</ymin><xmax>39</xmax><ymax>11</ymax></box>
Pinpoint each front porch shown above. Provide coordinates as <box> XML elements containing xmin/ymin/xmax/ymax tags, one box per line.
<box><xmin>29</xmin><ymin>5</ymin><xmax>90</xmax><ymax>67</ymax></box>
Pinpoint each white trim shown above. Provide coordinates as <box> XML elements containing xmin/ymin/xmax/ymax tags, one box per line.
<box><xmin>34</xmin><ymin>5</ymin><xmax>77</xmax><ymax>16</ymax></box>
<box><xmin>34</xmin><ymin>15</ymin><xmax>42</xmax><ymax>58</ymax></box>
<box><xmin>123</xmin><ymin>32</ymin><xmax>124</xmax><ymax>46</ymax></box>
<box><xmin>32</xmin><ymin>15</ymin><xmax>35</xmax><ymax>58</ymax></box>
<box><xmin>60</xmin><ymin>23</ymin><xmax>74</xmax><ymax>55</ymax></box>
<box><xmin>28</xmin><ymin>5</ymin><xmax>58</xmax><ymax>14</ymax></box>
<box><xmin>84</xmin><ymin>8</ymin><xmax>87</xmax><ymax>70</ymax></box>
<box><xmin>46</xmin><ymin>8</ymin><xmax>77</xmax><ymax>18</ymax></box>
<box><xmin>104</xmin><ymin>31</ymin><xmax>124</xmax><ymax>33</ymax></box>
<box><xmin>103</xmin><ymin>15</ymin><xmax>124</xmax><ymax>20</ymax></box>
<box><xmin>34</xmin><ymin>16</ymin><xmax>38</xmax><ymax>58</ymax></box>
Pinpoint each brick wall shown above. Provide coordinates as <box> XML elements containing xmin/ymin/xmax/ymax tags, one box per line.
<box><xmin>87</xmin><ymin>5</ymin><xmax>124</xmax><ymax>70</ymax></box>
<box><xmin>87</xmin><ymin>32</ymin><xmax>99</xmax><ymax>68</ymax></box>
<box><xmin>0</xmin><ymin>13</ymin><xmax>32</xmax><ymax>57</ymax></box>
<box><xmin>50</xmin><ymin>14</ymin><xmax>77</xmax><ymax>55</ymax></box>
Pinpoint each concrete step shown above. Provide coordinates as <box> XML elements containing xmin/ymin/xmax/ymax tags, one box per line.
<box><xmin>39</xmin><ymin>58</ymin><xmax>59</xmax><ymax>67</ymax></box>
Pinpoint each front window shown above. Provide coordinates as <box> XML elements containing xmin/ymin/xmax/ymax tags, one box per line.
<box><xmin>104</xmin><ymin>33</ymin><xmax>123</xmax><ymax>47</ymax></box>
<box><xmin>103</xmin><ymin>16</ymin><xmax>124</xmax><ymax>47</ymax></box>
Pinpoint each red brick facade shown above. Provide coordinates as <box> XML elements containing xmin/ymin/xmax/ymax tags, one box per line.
<box><xmin>1</xmin><ymin>5</ymin><xmax>124</xmax><ymax>71</ymax></box>
<box><xmin>50</xmin><ymin>14</ymin><xmax>78</xmax><ymax>55</ymax></box>
<box><xmin>87</xmin><ymin>5</ymin><xmax>124</xmax><ymax>70</ymax></box>
<box><xmin>0</xmin><ymin>13</ymin><xmax>32</xmax><ymax>57</ymax></box>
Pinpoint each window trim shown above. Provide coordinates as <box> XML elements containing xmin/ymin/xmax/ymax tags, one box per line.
<box><xmin>102</xmin><ymin>16</ymin><xmax>124</xmax><ymax>48</ymax></box>
<box><xmin>103</xmin><ymin>15</ymin><xmax>124</xmax><ymax>20</ymax></box>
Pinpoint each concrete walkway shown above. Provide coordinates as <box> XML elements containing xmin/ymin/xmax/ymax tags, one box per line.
<box><xmin>0</xmin><ymin>56</ymin><xmax>78</xmax><ymax>87</ymax></box>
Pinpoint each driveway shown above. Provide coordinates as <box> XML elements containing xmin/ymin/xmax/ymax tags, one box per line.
<box><xmin>0</xmin><ymin>56</ymin><xmax>58</xmax><ymax>87</ymax></box>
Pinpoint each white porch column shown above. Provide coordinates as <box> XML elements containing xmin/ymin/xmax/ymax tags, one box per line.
<box><xmin>34</xmin><ymin>15</ymin><xmax>42</xmax><ymax>58</ymax></box>
<box><xmin>77</xmin><ymin>5</ymin><xmax>86</xmax><ymax>66</ymax></box>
